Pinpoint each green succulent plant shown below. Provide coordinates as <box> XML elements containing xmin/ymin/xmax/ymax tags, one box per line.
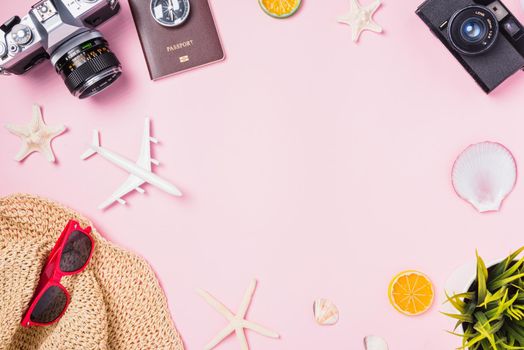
<box><xmin>445</xmin><ymin>247</ymin><xmax>524</xmax><ymax>350</ymax></box>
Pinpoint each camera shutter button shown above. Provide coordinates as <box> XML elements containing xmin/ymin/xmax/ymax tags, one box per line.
<box><xmin>10</xmin><ymin>24</ymin><xmax>32</xmax><ymax>46</ymax></box>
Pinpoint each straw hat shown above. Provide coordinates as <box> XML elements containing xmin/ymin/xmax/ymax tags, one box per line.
<box><xmin>0</xmin><ymin>194</ymin><xmax>184</xmax><ymax>350</ymax></box>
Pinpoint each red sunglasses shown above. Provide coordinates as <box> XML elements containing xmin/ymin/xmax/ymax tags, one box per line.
<box><xmin>21</xmin><ymin>220</ymin><xmax>95</xmax><ymax>327</ymax></box>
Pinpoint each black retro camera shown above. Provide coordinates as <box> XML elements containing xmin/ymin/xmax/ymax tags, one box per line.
<box><xmin>416</xmin><ymin>0</ymin><xmax>524</xmax><ymax>93</ymax></box>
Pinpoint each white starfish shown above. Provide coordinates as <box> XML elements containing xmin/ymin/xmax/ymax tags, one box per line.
<box><xmin>197</xmin><ymin>279</ymin><xmax>280</xmax><ymax>350</ymax></box>
<box><xmin>338</xmin><ymin>0</ymin><xmax>383</xmax><ymax>42</ymax></box>
<box><xmin>5</xmin><ymin>104</ymin><xmax>66</xmax><ymax>162</ymax></box>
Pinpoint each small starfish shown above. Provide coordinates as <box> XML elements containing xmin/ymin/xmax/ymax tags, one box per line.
<box><xmin>338</xmin><ymin>0</ymin><xmax>383</xmax><ymax>42</ymax></box>
<box><xmin>5</xmin><ymin>104</ymin><xmax>66</xmax><ymax>162</ymax></box>
<box><xmin>197</xmin><ymin>279</ymin><xmax>280</xmax><ymax>350</ymax></box>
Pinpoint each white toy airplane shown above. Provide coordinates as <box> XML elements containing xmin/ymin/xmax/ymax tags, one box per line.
<box><xmin>81</xmin><ymin>118</ymin><xmax>182</xmax><ymax>210</ymax></box>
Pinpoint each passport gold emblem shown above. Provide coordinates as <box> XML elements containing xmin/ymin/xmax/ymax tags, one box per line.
<box><xmin>179</xmin><ymin>55</ymin><xmax>189</xmax><ymax>63</ymax></box>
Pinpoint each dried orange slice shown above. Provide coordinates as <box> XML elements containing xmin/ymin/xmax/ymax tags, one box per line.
<box><xmin>259</xmin><ymin>0</ymin><xmax>302</xmax><ymax>18</ymax></box>
<box><xmin>388</xmin><ymin>270</ymin><xmax>434</xmax><ymax>316</ymax></box>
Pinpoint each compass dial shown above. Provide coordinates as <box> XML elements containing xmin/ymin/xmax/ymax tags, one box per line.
<box><xmin>150</xmin><ymin>0</ymin><xmax>190</xmax><ymax>27</ymax></box>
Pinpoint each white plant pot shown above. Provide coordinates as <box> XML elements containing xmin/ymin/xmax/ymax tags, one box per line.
<box><xmin>443</xmin><ymin>259</ymin><xmax>504</xmax><ymax>333</ymax></box>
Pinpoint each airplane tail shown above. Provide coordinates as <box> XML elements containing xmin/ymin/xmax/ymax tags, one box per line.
<box><xmin>81</xmin><ymin>130</ymin><xmax>100</xmax><ymax>160</ymax></box>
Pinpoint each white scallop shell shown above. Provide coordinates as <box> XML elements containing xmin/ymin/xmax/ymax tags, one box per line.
<box><xmin>452</xmin><ymin>142</ymin><xmax>517</xmax><ymax>213</ymax></box>
<box><xmin>364</xmin><ymin>335</ymin><xmax>388</xmax><ymax>350</ymax></box>
<box><xmin>313</xmin><ymin>299</ymin><xmax>339</xmax><ymax>325</ymax></box>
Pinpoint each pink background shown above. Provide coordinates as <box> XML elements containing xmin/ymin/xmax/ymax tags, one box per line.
<box><xmin>2</xmin><ymin>0</ymin><xmax>524</xmax><ymax>348</ymax></box>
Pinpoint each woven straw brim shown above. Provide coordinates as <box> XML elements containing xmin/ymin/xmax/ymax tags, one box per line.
<box><xmin>0</xmin><ymin>194</ymin><xmax>184</xmax><ymax>350</ymax></box>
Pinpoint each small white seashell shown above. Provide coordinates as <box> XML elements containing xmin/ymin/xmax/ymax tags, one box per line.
<box><xmin>313</xmin><ymin>298</ymin><xmax>339</xmax><ymax>325</ymax></box>
<box><xmin>452</xmin><ymin>142</ymin><xmax>517</xmax><ymax>213</ymax></box>
<box><xmin>364</xmin><ymin>335</ymin><xmax>389</xmax><ymax>350</ymax></box>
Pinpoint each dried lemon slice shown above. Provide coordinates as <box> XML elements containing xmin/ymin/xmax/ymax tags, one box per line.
<box><xmin>259</xmin><ymin>0</ymin><xmax>302</xmax><ymax>18</ymax></box>
<box><xmin>388</xmin><ymin>270</ymin><xmax>434</xmax><ymax>316</ymax></box>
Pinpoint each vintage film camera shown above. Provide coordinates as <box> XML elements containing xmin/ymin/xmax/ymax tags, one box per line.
<box><xmin>0</xmin><ymin>0</ymin><xmax>122</xmax><ymax>99</ymax></box>
<box><xmin>416</xmin><ymin>0</ymin><xmax>524</xmax><ymax>93</ymax></box>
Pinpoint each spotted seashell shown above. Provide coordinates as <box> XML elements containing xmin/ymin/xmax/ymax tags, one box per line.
<box><xmin>313</xmin><ymin>299</ymin><xmax>339</xmax><ymax>326</ymax></box>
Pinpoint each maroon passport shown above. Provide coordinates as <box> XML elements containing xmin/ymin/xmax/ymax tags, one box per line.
<box><xmin>129</xmin><ymin>0</ymin><xmax>225</xmax><ymax>80</ymax></box>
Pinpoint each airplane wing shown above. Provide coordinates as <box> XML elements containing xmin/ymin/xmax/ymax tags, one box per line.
<box><xmin>136</xmin><ymin>117</ymin><xmax>159</xmax><ymax>171</ymax></box>
<box><xmin>98</xmin><ymin>118</ymin><xmax>160</xmax><ymax>210</ymax></box>
<box><xmin>98</xmin><ymin>174</ymin><xmax>146</xmax><ymax>210</ymax></box>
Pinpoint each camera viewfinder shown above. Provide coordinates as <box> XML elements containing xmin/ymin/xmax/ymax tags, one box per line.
<box><xmin>503</xmin><ymin>18</ymin><xmax>523</xmax><ymax>38</ymax></box>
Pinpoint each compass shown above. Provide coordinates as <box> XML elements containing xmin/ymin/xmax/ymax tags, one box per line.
<box><xmin>150</xmin><ymin>0</ymin><xmax>190</xmax><ymax>27</ymax></box>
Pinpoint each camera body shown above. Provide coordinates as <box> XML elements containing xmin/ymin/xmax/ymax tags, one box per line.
<box><xmin>0</xmin><ymin>0</ymin><xmax>122</xmax><ymax>98</ymax></box>
<box><xmin>416</xmin><ymin>0</ymin><xmax>524</xmax><ymax>93</ymax></box>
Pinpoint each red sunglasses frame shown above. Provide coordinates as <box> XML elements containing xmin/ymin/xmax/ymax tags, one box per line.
<box><xmin>21</xmin><ymin>220</ymin><xmax>95</xmax><ymax>327</ymax></box>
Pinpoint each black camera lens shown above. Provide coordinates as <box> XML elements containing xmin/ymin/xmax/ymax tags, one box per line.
<box><xmin>448</xmin><ymin>6</ymin><xmax>499</xmax><ymax>55</ymax></box>
<box><xmin>53</xmin><ymin>32</ymin><xmax>122</xmax><ymax>99</ymax></box>
<box><xmin>460</xmin><ymin>18</ymin><xmax>486</xmax><ymax>42</ymax></box>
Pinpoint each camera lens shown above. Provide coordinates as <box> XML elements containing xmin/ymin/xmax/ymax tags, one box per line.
<box><xmin>52</xmin><ymin>31</ymin><xmax>122</xmax><ymax>99</ymax></box>
<box><xmin>448</xmin><ymin>6</ymin><xmax>498</xmax><ymax>55</ymax></box>
<box><xmin>460</xmin><ymin>18</ymin><xmax>486</xmax><ymax>42</ymax></box>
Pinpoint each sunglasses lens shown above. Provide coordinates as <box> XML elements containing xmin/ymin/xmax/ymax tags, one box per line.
<box><xmin>59</xmin><ymin>230</ymin><xmax>93</xmax><ymax>272</ymax></box>
<box><xmin>30</xmin><ymin>285</ymin><xmax>68</xmax><ymax>324</ymax></box>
